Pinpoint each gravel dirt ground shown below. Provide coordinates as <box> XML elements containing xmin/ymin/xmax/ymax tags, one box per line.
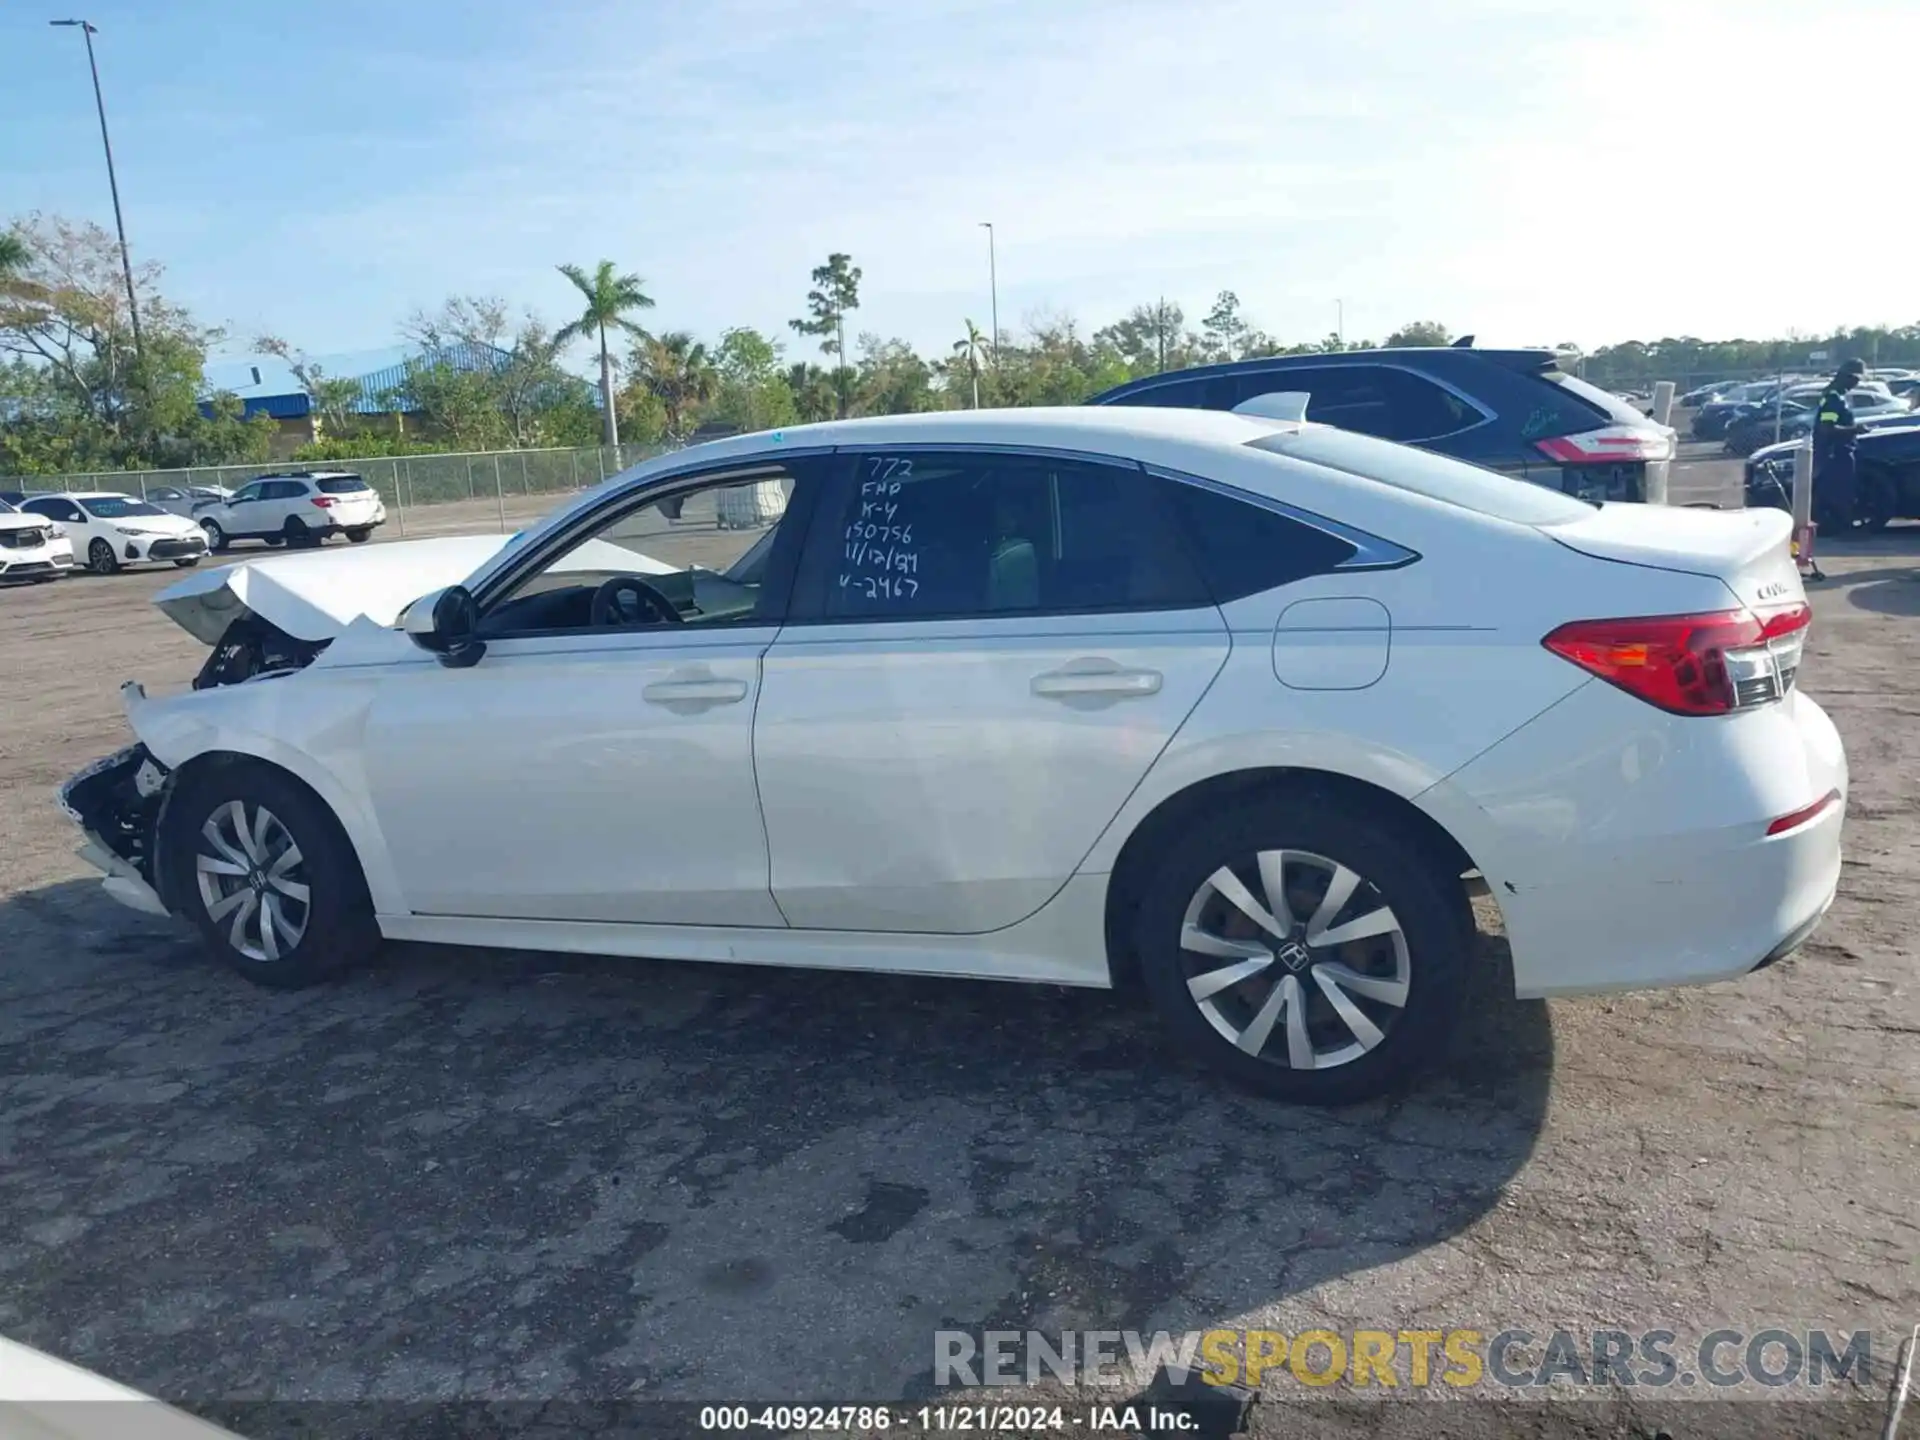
<box><xmin>0</xmin><ymin>473</ymin><xmax>1913</xmax><ymax>1440</ymax></box>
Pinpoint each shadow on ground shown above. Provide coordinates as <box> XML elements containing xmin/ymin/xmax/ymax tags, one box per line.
<box><xmin>1828</xmin><ymin>564</ymin><xmax>1920</xmax><ymax>617</ymax></box>
<box><xmin>0</xmin><ymin>879</ymin><xmax>1552</xmax><ymax>1418</ymax></box>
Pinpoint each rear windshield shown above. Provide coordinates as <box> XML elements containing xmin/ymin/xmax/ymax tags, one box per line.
<box><xmin>1541</xmin><ymin>369</ymin><xmax>1653</xmax><ymax>426</ymax></box>
<box><xmin>317</xmin><ymin>476</ymin><xmax>372</xmax><ymax>494</ymax></box>
<box><xmin>1249</xmin><ymin>428</ymin><xmax>1596</xmax><ymax>524</ymax></box>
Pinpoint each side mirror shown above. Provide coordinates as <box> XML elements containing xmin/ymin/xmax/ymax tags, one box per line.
<box><xmin>400</xmin><ymin>585</ymin><xmax>486</xmax><ymax>669</ymax></box>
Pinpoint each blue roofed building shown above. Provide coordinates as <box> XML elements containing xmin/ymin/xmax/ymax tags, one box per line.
<box><xmin>198</xmin><ymin>342</ymin><xmax>536</xmax><ymax>456</ymax></box>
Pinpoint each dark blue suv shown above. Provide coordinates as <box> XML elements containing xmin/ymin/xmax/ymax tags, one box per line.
<box><xmin>1089</xmin><ymin>345</ymin><xmax>1673</xmax><ymax>502</ymax></box>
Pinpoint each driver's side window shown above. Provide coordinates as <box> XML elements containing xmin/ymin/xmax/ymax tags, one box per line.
<box><xmin>478</xmin><ymin>460</ymin><xmax>818</xmax><ymax>639</ymax></box>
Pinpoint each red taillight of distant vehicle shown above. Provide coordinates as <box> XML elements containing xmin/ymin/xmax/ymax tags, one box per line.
<box><xmin>1533</xmin><ymin>425</ymin><xmax>1675</xmax><ymax>465</ymax></box>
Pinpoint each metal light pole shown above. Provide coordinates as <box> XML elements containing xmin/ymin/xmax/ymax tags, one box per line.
<box><xmin>978</xmin><ymin>222</ymin><xmax>998</xmax><ymax>354</ymax></box>
<box><xmin>50</xmin><ymin>19</ymin><xmax>143</xmax><ymax>365</ymax></box>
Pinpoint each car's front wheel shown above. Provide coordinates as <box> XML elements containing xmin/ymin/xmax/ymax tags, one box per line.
<box><xmin>201</xmin><ymin>520</ymin><xmax>228</xmax><ymax>552</ymax></box>
<box><xmin>174</xmin><ymin>557</ymin><xmax>200</xmax><ymax>568</ymax></box>
<box><xmin>1133</xmin><ymin>798</ymin><xmax>1469</xmax><ymax>1104</ymax></box>
<box><xmin>87</xmin><ymin>539</ymin><xmax>119</xmax><ymax>574</ymax></box>
<box><xmin>164</xmin><ymin>763</ymin><xmax>381</xmax><ymax>988</ymax></box>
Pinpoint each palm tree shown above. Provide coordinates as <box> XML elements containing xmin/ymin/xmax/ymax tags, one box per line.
<box><xmin>555</xmin><ymin>261</ymin><xmax>654</xmax><ymax>446</ymax></box>
<box><xmin>952</xmin><ymin>319</ymin><xmax>991</xmax><ymax>409</ymax></box>
<box><xmin>784</xmin><ymin>362</ymin><xmax>839</xmax><ymax>424</ymax></box>
<box><xmin>633</xmin><ymin>330</ymin><xmax>718</xmax><ymax>442</ymax></box>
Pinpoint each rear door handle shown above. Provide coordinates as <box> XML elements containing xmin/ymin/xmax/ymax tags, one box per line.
<box><xmin>1031</xmin><ymin>665</ymin><xmax>1163</xmax><ymax>699</ymax></box>
<box><xmin>642</xmin><ymin>678</ymin><xmax>749</xmax><ymax>706</ymax></box>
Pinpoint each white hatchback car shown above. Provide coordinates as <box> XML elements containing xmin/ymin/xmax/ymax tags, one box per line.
<box><xmin>0</xmin><ymin>496</ymin><xmax>76</xmax><ymax>582</ymax></box>
<box><xmin>194</xmin><ymin>471</ymin><xmax>385</xmax><ymax>552</ymax></box>
<box><xmin>59</xmin><ymin>408</ymin><xmax>1846</xmax><ymax>1102</ymax></box>
<box><xmin>20</xmin><ymin>491</ymin><xmax>209</xmax><ymax>573</ymax></box>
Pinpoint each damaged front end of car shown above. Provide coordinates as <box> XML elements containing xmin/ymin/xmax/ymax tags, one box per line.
<box><xmin>60</xmin><ymin>534</ymin><xmax>513</xmax><ymax>918</ymax></box>
<box><xmin>58</xmin><ymin>697</ymin><xmax>175</xmax><ymax>918</ymax></box>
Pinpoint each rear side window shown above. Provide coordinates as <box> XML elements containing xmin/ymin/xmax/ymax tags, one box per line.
<box><xmin>1111</xmin><ymin>364</ymin><xmax>1482</xmax><ymax>444</ymax></box>
<box><xmin>1102</xmin><ymin>374</ymin><xmax>1242</xmax><ymax>410</ymax></box>
<box><xmin>1538</xmin><ymin>369</ymin><xmax>1649</xmax><ymax>427</ymax></box>
<box><xmin>318</xmin><ymin>476</ymin><xmax>371</xmax><ymax>494</ymax></box>
<box><xmin>1163</xmin><ymin>481</ymin><xmax>1358</xmax><ymax>604</ymax></box>
<box><xmin>1252</xmin><ymin>428</ymin><xmax>1596</xmax><ymax>523</ymax></box>
<box><xmin>1232</xmin><ymin>365</ymin><xmax>1480</xmax><ymax>443</ymax></box>
<box><xmin>791</xmin><ymin>451</ymin><xmax>1212</xmax><ymax>621</ymax></box>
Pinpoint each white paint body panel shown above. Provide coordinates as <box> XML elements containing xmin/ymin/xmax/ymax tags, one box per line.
<box><xmin>361</xmin><ymin>630</ymin><xmax>783</xmax><ymax>926</ymax></box>
<box><xmin>97</xmin><ymin>407</ymin><xmax>1844</xmax><ymax>1004</ymax></box>
<box><xmin>755</xmin><ymin>609</ymin><xmax>1228</xmax><ymax>933</ymax></box>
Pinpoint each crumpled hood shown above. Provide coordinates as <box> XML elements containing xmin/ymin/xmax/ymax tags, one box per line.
<box><xmin>152</xmin><ymin>535</ymin><xmax>515</xmax><ymax>644</ymax></box>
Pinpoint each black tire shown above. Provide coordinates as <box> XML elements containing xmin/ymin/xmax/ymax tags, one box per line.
<box><xmin>162</xmin><ymin>762</ymin><xmax>380</xmax><ymax>989</ymax></box>
<box><xmin>346</xmin><ymin>527</ymin><xmax>372</xmax><ymax>544</ymax></box>
<box><xmin>262</xmin><ymin>535</ymin><xmax>284</xmax><ymax>547</ymax></box>
<box><xmin>87</xmin><ymin>538</ymin><xmax>119</xmax><ymax>574</ymax></box>
<box><xmin>1856</xmin><ymin>469</ymin><xmax>1895</xmax><ymax>535</ymax></box>
<box><xmin>283</xmin><ymin>516</ymin><xmax>316</xmax><ymax>548</ymax></box>
<box><xmin>174</xmin><ymin>557</ymin><xmax>200</xmax><ymax>568</ymax></box>
<box><xmin>1132</xmin><ymin>796</ymin><xmax>1470</xmax><ymax>1104</ymax></box>
<box><xmin>201</xmin><ymin>520</ymin><xmax>229</xmax><ymax>552</ymax></box>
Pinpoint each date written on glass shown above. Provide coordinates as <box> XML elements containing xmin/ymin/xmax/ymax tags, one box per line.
<box><xmin>837</xmin><ymin>457</ymin><xmax>922</xmax><ymax>604</ymax></box>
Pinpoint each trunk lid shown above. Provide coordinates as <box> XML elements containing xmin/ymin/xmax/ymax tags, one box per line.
<box><xmin>1537</xmin><ymin>502</ymin><xmax>1802</xmax><ymax>614</ymax></box>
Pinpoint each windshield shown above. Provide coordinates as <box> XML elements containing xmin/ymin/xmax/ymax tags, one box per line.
<box><xmin>0</xmin><ymin>499</ymin><xmax>14</xmax><ymax>514</ymax></box>
<box><xmin>79</xmin><ymin>496</ymin><xmax>166</xmax><ymax>519</ymax></box>
<box><xmin>1250</xmin><ymin>428</ymin><xmax>1596</xmax><ymax>523</ymax></box>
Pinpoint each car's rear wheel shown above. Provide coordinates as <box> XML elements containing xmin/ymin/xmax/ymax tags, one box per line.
<box><xmin>1856</xmin><ymin>468</ymin><xmax>1895</xmax><ymax>535</ymax></box>
<box><xmin>1133</xmin><ymin>799</ymin><xmax>1469</xmax><ymax>1104</ymax></box>
<box><xmin>87</xmin><ymin>538</ymin><xmax>118</xmax><ymax>574</ymax></box>
<box><xmin>201</xmin><ymin>520</ymin><xmax>228</xmax><ymax>552</ymax></box>
<box><xmin>283</xmin><ymin>516</ymin><xmax>317</xmax><ymax>548</ymax></box>
<box><xmin>164</xmin><ymin>764</ymin><xmax>380</xmax><ymax>988</ymax></box>
<box><xmin>346</xmin><ymin>527</ymin><xmax>372</xmax><ymax>544</ymax></box>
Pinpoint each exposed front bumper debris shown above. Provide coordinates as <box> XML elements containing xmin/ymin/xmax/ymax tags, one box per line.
<box><xmin>59</xmin><ymin>743</ymin><xmax>173</xmax><ymax>916</ymax></box>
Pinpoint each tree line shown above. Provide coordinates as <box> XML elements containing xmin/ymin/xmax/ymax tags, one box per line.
<box><xmin>6</xmin><ymin>208</ymin><xmax>1919</xmax><ymax>477</ymax></box>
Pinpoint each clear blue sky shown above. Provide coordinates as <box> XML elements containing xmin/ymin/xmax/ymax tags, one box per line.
<box><xmin>8</xmin><ymin>0</ymin><xmax>1918</xmax><ymax>370</ymax></box>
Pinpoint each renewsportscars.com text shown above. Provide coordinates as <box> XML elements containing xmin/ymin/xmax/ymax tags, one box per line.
<box><xmin>935</xmin><ymin>1326</ymin><xmax>1879</xmax><ymax>1392</ymax></box>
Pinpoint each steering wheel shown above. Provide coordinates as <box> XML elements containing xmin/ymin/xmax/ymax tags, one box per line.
<box><xmin>589</xmin><ymin>575</ymin><xmax>684</xmax><ymax>628</ymax></box>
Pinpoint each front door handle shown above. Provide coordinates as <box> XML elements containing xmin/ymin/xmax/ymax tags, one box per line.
<box><xmin>642</xmin><ymin>677</ymin><xmax>749</xmax><ymax>706</ymax></box>
<box><xmin>1031</xmin><ymin>663</ymin><xmax>1163</xmax><ymax>699</ymax></box>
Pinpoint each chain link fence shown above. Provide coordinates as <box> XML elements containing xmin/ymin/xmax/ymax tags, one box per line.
<box><xmin>1</xmin><ymin>442</ymin><xmax>677</xmax><ymax>522</ymax></box>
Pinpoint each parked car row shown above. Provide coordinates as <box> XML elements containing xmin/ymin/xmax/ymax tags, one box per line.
<box><xmin>0</xmin><ymin>471</ymin><xmax>388</xmax><ymax>584</ymax></box>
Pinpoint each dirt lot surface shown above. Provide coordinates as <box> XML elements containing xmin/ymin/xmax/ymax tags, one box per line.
<box><xmin>0</xmin><ymin>485</ymin><xmax>1914</xmax><ymax>1439</ymax></box>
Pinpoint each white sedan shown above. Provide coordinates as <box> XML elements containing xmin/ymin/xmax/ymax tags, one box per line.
<box><xmin>0</xmin><ymin>496</ymin><xmax>75</xmax><ymax>582</ymax></box>
<box><xmin>19</xmin><ymin>491</ymin><xmax>209</xmax><ymax>573</ymax></box>
<box><xmin>59</xmin><ymin>407</ymin><xmax>1846</xmax><ymax>1102</ymax></box>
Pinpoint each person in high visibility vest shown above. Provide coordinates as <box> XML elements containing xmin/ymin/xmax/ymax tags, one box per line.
<box><xmin>1812</xmin><ymin>358</ymin><xmax>1866</xmax><ymax>528</ymax></box>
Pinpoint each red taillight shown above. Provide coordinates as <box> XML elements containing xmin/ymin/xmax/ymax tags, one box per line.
<box><xmin>1534</xmin><ymin>425</ymin><xmax>1675</xmax><ymax>465</ymax></box>
<box><xmin>1542</xmin><ymin>603</ymin><xmax>1810</xmax><ymax>715</ymax></box>
<box><xmin>310</xmin><ymin>496</ymin><xmax>335</xmax><ymax>508</ymax></box>
<box><xmin>1766</xmin><ymin>789</ymin><xmax>1840</xmax><ymax>836</ymax></box>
